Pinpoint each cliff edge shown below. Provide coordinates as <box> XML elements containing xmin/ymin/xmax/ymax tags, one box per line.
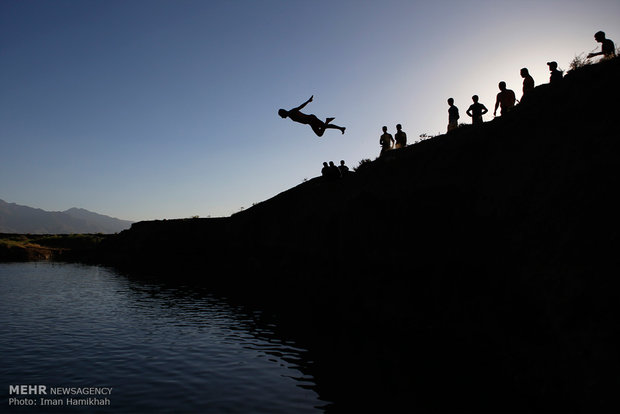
<box><xmin>96</xmin><ymin>58</ymin><xmax>620</xmax><ymax>412</ymax></box>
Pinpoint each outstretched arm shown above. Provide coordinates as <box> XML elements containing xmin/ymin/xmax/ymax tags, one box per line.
<box><xmin>293</xmin><ymin>95</ymin><xmax>313</xmax><ymax>111</ymax></box>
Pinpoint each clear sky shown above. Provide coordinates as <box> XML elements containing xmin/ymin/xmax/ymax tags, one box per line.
<box><xmin>2</xmin><ymin>0</ymin><xmax>619</xmax><ymax>222</ymax></box>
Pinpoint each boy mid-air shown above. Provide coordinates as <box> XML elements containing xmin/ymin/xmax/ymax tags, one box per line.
<box><xmin>278</xmin><ymin>96</ymin><xmax>346</xmax><ymax>137</ymax></box>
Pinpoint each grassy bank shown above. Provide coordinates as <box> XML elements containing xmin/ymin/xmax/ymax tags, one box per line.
<box><xmin>0</xmin><ymin>233</ymin><xmax>111</xmax><ymax>262</ymax></box>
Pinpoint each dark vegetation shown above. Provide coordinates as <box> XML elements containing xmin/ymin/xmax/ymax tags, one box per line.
<box><xmin>0</xmin><ymin>233</ymin><xmax>111</xmax><ymax>262</ymax></box>
<box><xmin>6</xmin><ymin>58</ymin><xmax>620</xmax><ymax>412</ymax></box>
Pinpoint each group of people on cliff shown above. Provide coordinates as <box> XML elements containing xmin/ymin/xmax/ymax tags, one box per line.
<box><xmin>446</xmin><ymin>64</ymin><xmax>557</xmax><ymax>132</ymax></box>
<box><xmin>446</xmin><ymin>31</ymin><xmax>615</xmax><ymax>133</ymax></box>
<box><xmin>278</xmin><ymin>30</ymin><xmax>616</xmax><ymax>165</ymax></box>
<box><xmin>321</xmin><ymin>160</ymin><xmax>350</xmax><ymax>180</ymax></box>
<box><xmin>378</xmin><ymin>124</ymin><xmax>408</xmax><ymax>156</ymax></box>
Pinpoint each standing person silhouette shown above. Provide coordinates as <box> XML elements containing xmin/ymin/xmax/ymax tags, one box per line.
<box><xmin>394</xmin><ymin>124</ymin><xmax>407</xmax><ymax>149</ymax></box>
<box><xmin>447</xmin><ymin>98</ymin><xmax>459</xmax><ymax>132</ymax></box>
<box><xmin>466</xmin><ymin>95</ymin><xmax>488</xmax><ymax>126</ymax></box>
<box><xmin>493</xmin><ymin>82</ymin><xmax>516</xmax><ymax>117</ymax></box>
<box><xmin>379</xmin><ymin>126</ymin><xmax>394</xmax><ymax>156</ymax></box>
<box><xmin>520</xmin><ymin>68</ymin><xmax>535</xmax><ymax>101</ymax></box>
<box><xmin>587</xmin><ymin>31</ymin><xmax>616</xmax><ymax>60</ymax></box>
<box><xmin>278</xmin><ymin>96</ymin><xmax>346</xmax><ymax>137</ymax></box>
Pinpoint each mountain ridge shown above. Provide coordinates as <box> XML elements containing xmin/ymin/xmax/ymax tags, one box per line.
<box><xmin>0</xmin><ymin>199</ymin><xmax>132</xmax><ymax>234</ymax></box>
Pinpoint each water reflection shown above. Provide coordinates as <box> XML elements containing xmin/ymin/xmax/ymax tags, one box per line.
<box><xmin>0</xmin><ymin>263</ymin><xmax>328</xmax><ymax>413</ymax></box>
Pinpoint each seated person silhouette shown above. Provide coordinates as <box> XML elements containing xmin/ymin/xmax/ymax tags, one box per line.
<box><xmin>520</xmin><ymin>68</ymin><xmax>535</xmax><ymax>101</ymax></box>
<box><xmin>278</xmin><ymin>96</ymin><xmax>346</xmax><ymax>137</ymax></box>
<box><xmin>493</xmin><ymin>81</ymin><xmax>516</xmax><ymax>117</ymax></box>
<box><xmin>587</xmin><ymin>31</ymin><xmax>616</xmax><ymax>60</ymax></box>
<box><xmin>547</xmin><ymin>61</ymin><xmax>563</xmax><ymax>84</ymax></box>
<box><xmin>328</xmin><ymin>161</ymin><xmax>342</xmax><ymax>179</ymax></box>
<box><xmin>321</xmin><ymin>162</ymin><xmax>330</xmax><ymax>178</ymax></box>
<box><xmin>338</xmin><ymin>160</ymin><xmax>350</xmax><ymax>177</ymax></box>
<box><xmin>466</xmin><ymin>95</ymin><xmax>488</xmax><ymax>125</ymax></box>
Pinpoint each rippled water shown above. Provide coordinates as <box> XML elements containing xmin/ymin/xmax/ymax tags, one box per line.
<box><xmin>0</xmin><ymin>263</ymin><xmax>326</xmax><ymax>413</ymax></box>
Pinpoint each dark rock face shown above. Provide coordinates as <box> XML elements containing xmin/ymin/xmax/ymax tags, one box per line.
<box><xmin>96</xmin><ymin>58</ymin><xmax>620</xmax><ymax>412</ymax></box>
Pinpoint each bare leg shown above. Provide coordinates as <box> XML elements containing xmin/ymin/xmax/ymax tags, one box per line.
<box><xmin>324</xmin><ymin>123</ymin><xmax>346</xmax><ymax>134</ymax></box>
<box><xmin>324</xmin><ymin>116</ymin><xmax>345</xmax><ymax>134</ymax></box>
<box><xmin>309</xmin><ymin>116</ymin><xmax>345</xmax><ymax>137</ymax></box>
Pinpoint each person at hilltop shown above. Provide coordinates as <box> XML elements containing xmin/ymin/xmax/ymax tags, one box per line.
<box><xmin>447</xmin><ymin>98</ymin><xmax>459</xmax><ymax>132</ymax></box>
<box><xmin>520</xmin><ymin>68</ymin><xmax>535</xmax><ymax>101</ymax></box>
<box><xmin>466</xmin><ymin>95</ymin><xmax>488</xmax><ymax>126</ymax></box>
<box><xmin>394</xmin><ymin>124</ymin><xmax>407</xmax><ymax>149</ymax></box>
<box><xmin>328</xmin><ymin>161</ymin><xmax>342</xmax><ymax>179</ymax></box>
<box><xmin>338</xmin><ymin>160</ymin><xmax>350</xmax><ymax>177</ymax></box>
<box><xmin>321</xmin><ymin>162</ymin><xmax>330</xmax><ymax>179</ymax></box>
<box><xmin>379</xmin><ymin>126</ymin><xmax>394</xmax><ymax>156</ymax></box>
<box><xmin>278</xmin><ymin>95</ymin><xmax>346</xmax><ymax>137</ymax></box>
<box><xmin>493</xmin><ymin>81</ymin><xmax>516</xmax><ymax>117</ymax></box>
<box><xmin>547</xmin><ymin>61</ymin><xmax>563</xmax><ymax>84</ymax></box>
<box><xmin>587</xmin><ymin>31</ymin><xmax>616</xmax><ymax>60</ymax></box>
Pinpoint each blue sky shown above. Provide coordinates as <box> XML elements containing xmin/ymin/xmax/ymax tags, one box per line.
<box><xmin>2</xmin><ymin>0</ymin><xmax>619</xmax><ymax>222</ymax></box>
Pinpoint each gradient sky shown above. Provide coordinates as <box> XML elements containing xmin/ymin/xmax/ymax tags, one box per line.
<box><xmin>2</xmin><ymin>0</ymin><xmax>619</xmax><ymax>222</ymax></box>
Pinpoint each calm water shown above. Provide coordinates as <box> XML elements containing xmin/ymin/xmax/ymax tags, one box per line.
<box><xmin>0</xmin><ymin>262</ymin><xmax>327</xmax><ymax>413</ymax></box>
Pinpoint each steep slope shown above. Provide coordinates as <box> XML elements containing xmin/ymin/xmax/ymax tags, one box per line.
<box><xmin>97</xmin><ymin>58</ymin><xmax>620</xmax><ymax>412</ymax></box>
<box><xmin>63</xmin><ymin>207</ymin><xmax>133</xmax><ymax>233</ymax></box>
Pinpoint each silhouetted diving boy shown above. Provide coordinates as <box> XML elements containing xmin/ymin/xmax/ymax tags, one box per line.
<box><xmin>278</xmin><ymin>96</ymin><xmax>346</xmax><ymax>137</ymax></box>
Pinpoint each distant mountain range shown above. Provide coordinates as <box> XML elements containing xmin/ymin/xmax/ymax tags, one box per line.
<box><xmin>0</xmin><ymin>199</ymin><xmax>133</xmax><ymax>234</ymax></box>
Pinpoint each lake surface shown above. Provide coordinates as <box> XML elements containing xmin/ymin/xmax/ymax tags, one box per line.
<box><xmin>0</xmin><ymin>262</ymin><xmax>327</xmax><ymax>413</ymax></box>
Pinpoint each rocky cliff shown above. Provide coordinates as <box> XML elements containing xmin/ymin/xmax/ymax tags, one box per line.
<box><xmin>95</xmin><ymin>58</ymin><xmax>620</xmax><ymax>412</ymax></box>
